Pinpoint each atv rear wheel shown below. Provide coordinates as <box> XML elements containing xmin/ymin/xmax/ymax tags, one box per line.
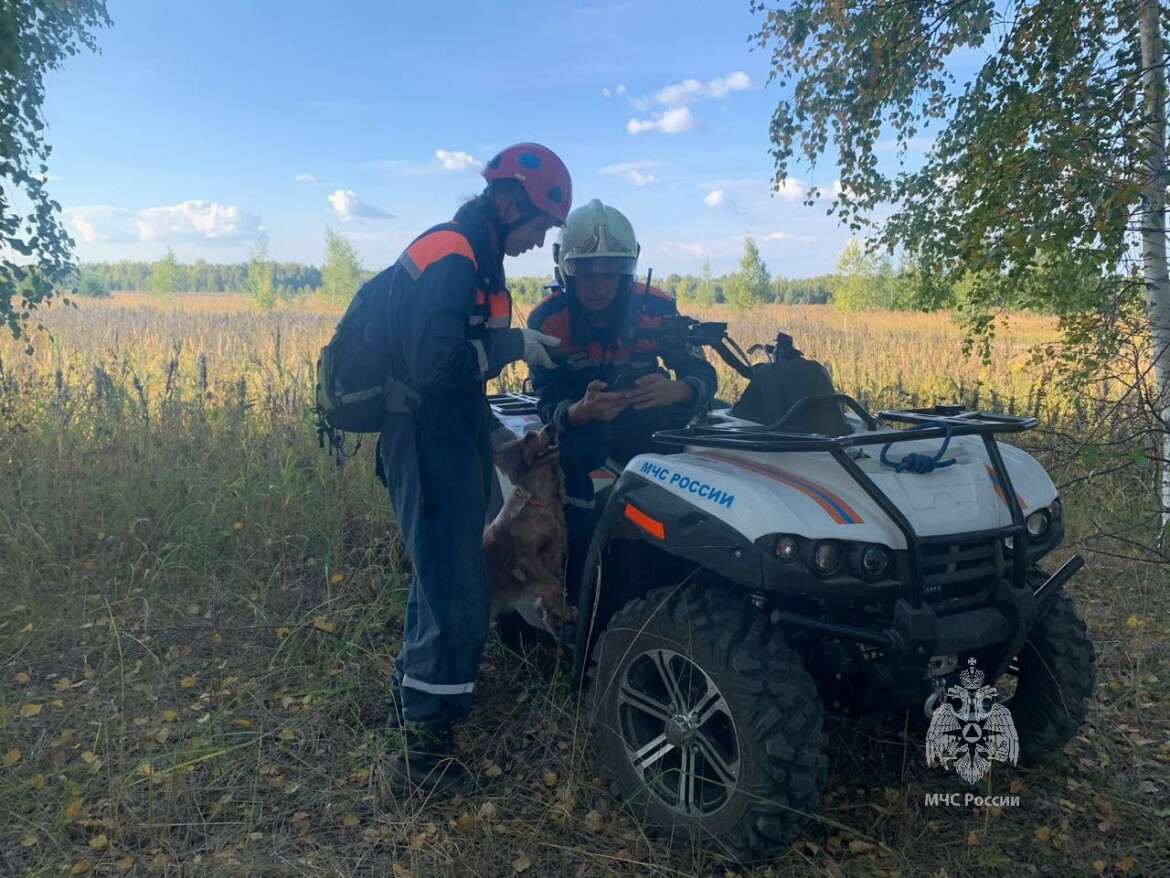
<box><xmin>588</xmin><ymin>584</ymin><xmax>827</xmax><ymax>862</ymax></box>
<box><xmin>1000</xmin><ymin>591</ymin><xmax>1095</xmax><ymax>765</ymax></box>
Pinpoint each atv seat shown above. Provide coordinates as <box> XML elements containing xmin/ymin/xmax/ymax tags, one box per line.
<box><xmin>731</xmin><ymin>356</ymin><xmax>851</xmax><ymax>436</ymax></box>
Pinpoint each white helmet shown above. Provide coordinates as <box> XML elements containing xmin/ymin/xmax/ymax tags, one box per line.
<box><xmin>556</xmin><ymin>199</ymin><xmax>639</xmax><ymax>279</ymax></box>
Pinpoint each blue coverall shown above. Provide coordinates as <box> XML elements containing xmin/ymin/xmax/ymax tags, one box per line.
<box><xmin>527</xmin><ymin>283</ymin><xmax>718</xmax><ymax>602</ymax></box>
<box><xmin>379</xmin><ymin>200</ymin><xmax>524</xmax><ymax>728</ymax></box>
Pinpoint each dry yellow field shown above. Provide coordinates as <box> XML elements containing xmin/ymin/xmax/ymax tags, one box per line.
<box><xmin>0</xmin><ymin>292</ymin><xmax>1163</xmax><ymax>878</ymax></box>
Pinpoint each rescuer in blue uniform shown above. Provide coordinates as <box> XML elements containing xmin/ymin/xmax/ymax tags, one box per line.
<box><xmin>527</xmin><ymin>200</ymin><xmax>716</xmax><ymax>605</ymax></box>
<box><xmin>380</xmin><ymin>143</ymin><xmax>572</xmax><ymax>796</ymax></box>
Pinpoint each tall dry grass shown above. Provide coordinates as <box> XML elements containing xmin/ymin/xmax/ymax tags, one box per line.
<box><xmin>0</xmin><ymin>293</ymin><xmax>1164</xmax><ymax>878</ymax></box>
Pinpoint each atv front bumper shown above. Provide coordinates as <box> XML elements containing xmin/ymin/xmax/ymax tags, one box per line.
<box><xmin>774</xmin><ymin>555</ymin><xmax>1085</xmax><ymax>710</ymax></box>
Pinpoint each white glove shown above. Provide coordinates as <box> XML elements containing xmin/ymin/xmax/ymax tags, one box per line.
<box><xmin>519</xmin><ymin>328</ymin><xmax>562</xmax><ymax>369</ymax></box>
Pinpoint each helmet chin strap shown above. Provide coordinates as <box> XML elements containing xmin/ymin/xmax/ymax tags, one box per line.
<box><xmin>502</xmin><ymin>208</ymin><xmax>540</xmax><ymax>242</ymax></box>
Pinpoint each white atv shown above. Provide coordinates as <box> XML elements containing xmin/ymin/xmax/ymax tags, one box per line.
<box><xmin>488</xmin><ymin>317</ymin><xmax>1094</xmax><ymax>863</ymax></box>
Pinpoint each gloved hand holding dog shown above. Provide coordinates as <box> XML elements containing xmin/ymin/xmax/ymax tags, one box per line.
<box><xmin>518</xmin><ymin>328</ymin><xmax>563</xmax><ymax>369</ymax></box>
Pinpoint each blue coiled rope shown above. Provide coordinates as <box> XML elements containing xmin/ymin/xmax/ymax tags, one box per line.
<box><xmin>881</xmin><ymin>424</ymin><xmax>957</xmax><ymax>474</ymax></box>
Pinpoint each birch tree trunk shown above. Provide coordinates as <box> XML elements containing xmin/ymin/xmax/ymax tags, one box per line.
<box><xmin>1139</xmin><ymin>0</ymin><xmax>1170</xmax><ymax>539</ymax></box>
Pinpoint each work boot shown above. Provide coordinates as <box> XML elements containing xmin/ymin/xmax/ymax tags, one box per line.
<box><xmin>359</xmin><ymin>681</ymin><xmax>405</xmax><ymax>731</ymax></box>
<box><xmin>387</xmin><ymin>722</ymin><xmax>475</xmax><ymax>798</ymax></box>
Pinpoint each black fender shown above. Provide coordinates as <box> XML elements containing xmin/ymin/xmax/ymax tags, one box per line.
<box><xmin>571</xmin><ymin>471</ymin><xmax>762</xmax><ymax>684</ymax></box>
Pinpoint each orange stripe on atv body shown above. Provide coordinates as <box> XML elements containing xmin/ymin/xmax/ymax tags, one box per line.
<box><xmin>701</xmin><ymin>453</ymin><xmax>864</xmax><ymax>525</ymax></box>
<box><xmin>986</xmin><ymin>467</ymin><xmax>1028</xmax><ymax>511</ymax></box>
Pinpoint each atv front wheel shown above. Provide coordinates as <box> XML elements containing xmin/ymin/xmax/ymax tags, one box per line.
<box><xmin>588</xmin><ymin>584</ymin><xmax>827</xmax><ymax>862</ymax></box>
<box><xmin>1001</xmin><ymin>591</ymin><xmax>1095</xmax><ymax>765</ymax></box>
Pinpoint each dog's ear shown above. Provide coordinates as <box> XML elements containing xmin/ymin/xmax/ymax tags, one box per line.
<box><xmin>493</xmin><ymin>436</ymin><xmax>526</xmax><ymax>481</ymax></box>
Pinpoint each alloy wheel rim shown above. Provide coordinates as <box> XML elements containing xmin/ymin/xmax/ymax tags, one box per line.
<box><xmin>617</xmin><ymin>648</ymin><xmax>740</xmax><ymax>817</ymax></box>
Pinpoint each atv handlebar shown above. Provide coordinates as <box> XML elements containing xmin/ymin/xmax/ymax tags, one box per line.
<box><xmin>659</xmin><ymin>316</ymin><xmax>757</xmax><ymax>381</ymax></box>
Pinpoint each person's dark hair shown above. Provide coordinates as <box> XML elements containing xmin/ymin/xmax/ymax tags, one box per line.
<box><xmin>469</xmin><ymin>178</ymin><xmax>537</xmax><ymax>222</ymax></box>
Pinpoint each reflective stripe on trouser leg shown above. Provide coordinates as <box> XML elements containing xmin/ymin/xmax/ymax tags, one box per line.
<box><xmin>381</xmin><ymin>403</ymin><xmax>491</xmax><ymax>726</ymax></box>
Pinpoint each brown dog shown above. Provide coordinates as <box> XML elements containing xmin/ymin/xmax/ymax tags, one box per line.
<box><xmin>483</xmin><ymin>422</ymin><xmax>577</xmax><ymax>633</ymax></box>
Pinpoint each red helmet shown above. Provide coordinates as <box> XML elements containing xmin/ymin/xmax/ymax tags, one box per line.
<box><xmin>482</xmin><ymin>143</ymin><xmax>573</xmax><ymax>225</ymax></box>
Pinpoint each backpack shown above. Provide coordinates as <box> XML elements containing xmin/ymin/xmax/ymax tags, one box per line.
<box><xmin>314</xmin><ymin>267</ymin><xmax>419</xmax><ymax>458</ymax></box>
<box><xmin>731</xmin><ymin>333</ymin><xmax>850</xmax><ymax>436</ymax></box>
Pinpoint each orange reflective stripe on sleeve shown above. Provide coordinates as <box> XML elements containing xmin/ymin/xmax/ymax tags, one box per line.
<box><xmin>468</xmin><ymin>289</ymin><xmax>489</xmax><ymax>327</ymax></box>
<box><xmin>487</xmin><ymin>291</ymin><xmax>511</xmax><ymax>328</ymax></box>
<box><xmin>402</xmin><ymin>230</ymin><xmax>477</xmax><ymax>279</ymax></box>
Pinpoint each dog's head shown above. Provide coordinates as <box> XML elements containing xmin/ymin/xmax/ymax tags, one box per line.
<box><xmin>494</xmin><ymin>421</ymin><xmax>560</xmax><ymax>485</ymax></box>
<box><xmin>539</xmin><ymin>595</ymin><xmax>577</xmax><ymax>632</ymax></box>
<box><xmin>512</xmin><ymin>567</ymin><xmax>577</xmax><ymax>634</ymax></box>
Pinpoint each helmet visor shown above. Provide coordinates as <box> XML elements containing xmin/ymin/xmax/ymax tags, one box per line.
<box><xmin>563</xmin><ymin>255</ymin><xmax>638</xmax><ymax>277</ymax></box>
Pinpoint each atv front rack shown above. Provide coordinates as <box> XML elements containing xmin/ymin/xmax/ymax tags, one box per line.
<box><xmin>654</xmin><ymin>400</ymin><xmax>1037</xmax><ymax>453</ymax></box>
<box><xmin>653</xmin><ymin>401</ymin><xmax>1041</xmax><ymax>606</ymax></box>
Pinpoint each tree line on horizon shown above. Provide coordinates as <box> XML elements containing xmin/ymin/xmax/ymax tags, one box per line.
<box><xmin>73</xmin><ymin>227</ymin><xmax>1109</xmax><ymax>318</ymax></box>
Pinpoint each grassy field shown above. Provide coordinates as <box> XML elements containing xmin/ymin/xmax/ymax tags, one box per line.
<box><xmin>0</xmin><ymin>292</ymin><xmax>1166</xmax><ymax>877</ymax></box>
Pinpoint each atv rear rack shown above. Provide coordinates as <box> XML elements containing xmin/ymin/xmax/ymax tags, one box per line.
<box><xmin>653</xmin><ymin>400</ymin><xmax>1041</xmax><ymax>606</ymax></box>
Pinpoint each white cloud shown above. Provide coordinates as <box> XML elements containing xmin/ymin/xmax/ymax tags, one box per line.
<box><xmin>653</xmin><ymin>71</ymin><xmax>754</xmax><ymax>106</ymax></box>
<box><xmin>602</xmin><ymin>87</ymin><xmax>612</xmax><ymax>99</ymax></box>
<box><xmin>67</xmin><ymin>206</ymin><xmax>138</xmax><ymax>242</ymax></box>
<box><xmin>434</xmin><ymin>149</ymin><xmax>480</xmax><ymax>172</ymax></box>
<box><xmin>698</xmin><ymin>177</ymin><xmax>768</xmax><ymax>193</ymax></box>
<box><xmin>706</xmin><ymin>71</ymin><xmax>753</xmax><ymax>98</ymax></box>
<box><xmin>295</xmin><ymin>172</ymin><xmax>316</xmax><ymax>183</ymax></box>
<box><xmin>328</xmin><ymin>189</ymin><xmax>394</xmax><ymax>221</ymax></box>
<box><xmin>616</xmin><ymin>84</ymin><xmax>627</xmax><ymax>95</ymax></box>
<box><xmin>703</xmin><ymin>188</ymin><xmax>741</xmax><ymax>214</ymax></box>
<box><xmin>135</xmin><ymin>201</ymin><xmax>263</xmax><ymax>242</ymax></box>
<box><xmin>762</xmin><ymin>231</ymin><xmax>814</xmax><ymax>242</ymax></box>
<box><xmin>627</xmin><ymin>106</ymin><xmax>698</xmax><ymax>135</ymax></box>
<box><xmin>599</xmin><ymin>161</ymin><xmax>655</xmax><ymax>175</ymax></box>
<box><xmin>655</xmin><ymin>78</ymin><xmax>705</xmax><ymax>107</ymax></box>
<box><xmin>375</xmin><ymin>150</ymin><xmax>482</xmax><ymax>175</ymax></box>
<box><xmin>69</xmin><ymin>201</ymin><xmax>262</xmax><ymax>244</ymax></box>
<box><xmin>599</xmin><ymin>161</ymin><xmax>657</xmax><ymax>186</ymax></box>
<box><xmin>773</xmin><ymin>177</ymin><xmax>805</xmax><ymax>201</ymax></box>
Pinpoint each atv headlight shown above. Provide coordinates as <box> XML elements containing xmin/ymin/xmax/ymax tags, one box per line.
<box><xmin>859</xmin><ymin>545</ymin><xmax>892</xmax><ymax>580</ymax></box>
<box><xmin>1026</xmin><ymin>510</ymin><xmax>1051</xmax><ymax>540</ymax></box>
<box><xmin>1050</xmin><ymin>497</ymin><xmax>1063</xmax><ymax>520</ymax></box>
<box><xmin>774</xmin><ymin>535</ymin><xmax>799</xmax><ymax>561</ymax></box>
<box><xmin>812</xmin><ymin>541</ymin><xmax>843</xmax><ymax>576</ymax></box>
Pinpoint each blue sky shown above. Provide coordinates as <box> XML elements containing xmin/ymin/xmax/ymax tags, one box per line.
<box><xmin>44</xmin><ymin>0</ymin><xmax>875</xmax><ymax>279</ymax></box>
